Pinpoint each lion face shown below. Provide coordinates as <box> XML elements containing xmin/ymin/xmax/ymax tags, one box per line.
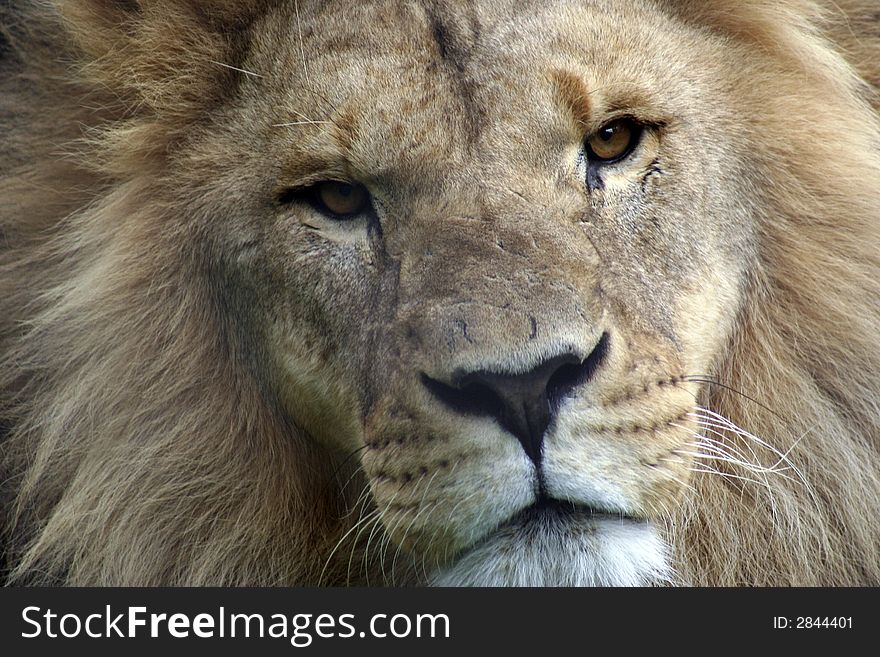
<box><xmin>179</xmin><ymin>0</ymin><xmax>762</xmax><ymax>586</ymax></box>
<box><xmin>5</xmin><ymin>0</ymin><xmax>880</xmax><ymax>588</ymax></box>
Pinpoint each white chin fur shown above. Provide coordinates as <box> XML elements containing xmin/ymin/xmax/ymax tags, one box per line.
<box><xmin>429</xmin><ymin>512</ymin><xmax>672</xmax><ymax>587</ymax></box>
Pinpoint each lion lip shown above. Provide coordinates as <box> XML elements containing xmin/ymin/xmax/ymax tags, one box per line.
<box><xmin>513</xmin><ymin>498</ymin><xmax>635</xmax><ymax>525</ymax></box>
<box><xmin>456</xmin><ymin>498</ymin><xmax>638</xmax><ymax>559</ymax></box>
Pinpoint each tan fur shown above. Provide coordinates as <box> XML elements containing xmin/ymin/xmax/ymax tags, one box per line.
<box><xmin>1</xmin><ymin>0</ymin><xmax>878</xmax><ymax>585</ymax></box>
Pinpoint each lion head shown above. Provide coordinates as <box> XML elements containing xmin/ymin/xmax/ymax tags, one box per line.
<box><xmin>1</xmin><ymin>0</ymin><xmax>879</xmax><ymax>586</ymax></box>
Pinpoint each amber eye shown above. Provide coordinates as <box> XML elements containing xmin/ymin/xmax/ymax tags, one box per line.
<box><xmin>312</xmin><ymin>181</ymin><xmax>370</xmax><ymax>218</ymax></box>
<box><xmin>586</xmin><ymin>119</ymin><xmax>641</xmax><ymax>163</ymax></box>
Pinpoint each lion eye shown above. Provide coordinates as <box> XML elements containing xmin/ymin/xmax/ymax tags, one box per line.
<box><xmin>586</xmin><ymin>119</ymin><xmax>641</xmax><ymax>163</ymax></box>
<box><xmin>311</xmin><ymin>181</ymin><xmax>370</xmax><ymax>218</ymax></box>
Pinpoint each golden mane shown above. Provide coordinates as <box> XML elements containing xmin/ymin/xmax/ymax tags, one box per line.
<box><xmin>667</xmin><ymin>0</ymin><xmax>880</xmax><ymax>584</ymax></box>
<box><xmin>1</xmin><ymin>0</ymin><xmax>878</xmax><ymax>585</ymax></box>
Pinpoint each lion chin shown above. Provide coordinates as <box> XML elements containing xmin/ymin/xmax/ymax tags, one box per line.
<box><xmin>430</xmin><ymin>505</ymin><xmax>670</xmax><ymax>587</ymax></box>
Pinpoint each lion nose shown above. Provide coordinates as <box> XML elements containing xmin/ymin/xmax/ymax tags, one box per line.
<box><xmin>422</xmin><ymin>334</ymin><xmax>608</xmax><ymax>464</ymax></box>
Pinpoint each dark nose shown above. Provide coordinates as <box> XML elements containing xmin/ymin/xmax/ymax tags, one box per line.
<box><xmin>422</xmin><ymin>334</ymin><xmax>608</xmax><ymax>464</ymax></box>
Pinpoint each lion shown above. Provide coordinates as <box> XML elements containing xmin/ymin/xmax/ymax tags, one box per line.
<box><xmin>1</xmin><ymin>0</ymin><xmax>878</xmax><ymax>587</ymax></box>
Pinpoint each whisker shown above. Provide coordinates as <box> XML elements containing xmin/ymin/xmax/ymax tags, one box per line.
<box><xmin>682</xmin><ymin>430</ymin><xmax>799</xmax><ymax>480</ymax></box>
<box><xmin>663</xmin><ymin>472</ymin><xmax>697</xmax><ymax>495</ymax></box>
<box><xmin>391</xmin><ymin>500</ymin><xmax>437</xmax><ymax>585</ymax></box>
<box><xmin>684</xmin><ymin>430</ymin><xmax>795</xmax><ymax>476</ymax></box>
<box><xmin>347</xmin><ymin>481</ymin><xmax>377</xmax><ymax>527</ymax></box>
<box><xmin>690</xmin><ymin>411</ymin><xmax>791</xmax><ymax>464</ymax></box>
<box><xmin>347</xmin><ymin>511</ymin><xmax>384</xmax><ymax>585</ymax></box>
<box><xmin>684</xmin><ymin>375</ymin><xmax>790</xmax><ymax>423</ymax></box>
<box><xmin>272</xmin><ymin>120</ymin><xmax>331</xmax><ymax>127</ymax></box>
<box><xmin>390</xmin><ymin>472</ymin><xmax>441</xmax><ymax>583</ymax></box>
<box><xmin>332</xmin><ymin>444</ymin><xmax>369</xmax><ymax>492</ymax></box>
<box><xmin>688</xmin><ymin>464</ymin><xmax>776</xmax><ymax>489</ymax></box>
<box><xmin>683</xmin><ymin>422</ymin><xmax>788</xmax><ymax>516</ymax></box>
<box><xmin>209</xmin><ymin>60</ymin><xmax>264</xmax><ymax>78</ymax></box>
<box><xmin>691</xmin><ymin>407</ymin><xmax>813</xmax><ymax>489</ymax></box>
<box><xmin>377</xmin><ymin>469</ymin><xmax>440</xmax><ymax>585</ymax></box>
<box><xmin>319</xmin><ymin>507</ymin><xmax>380</xmax><ymax>585</ymax></box>
<box><xmin>362</xmin><ymin>510</ymin><xmax>388</xmax><ymax>587</ymax></box>
<box><xmin>682</xmin><ymin>449</ymin><xmax>800</xmax><ymax>485</ymax></box>
<box><xmin>677</xmin><ymin>423</ymin><xmax>769</xmax><ymax>471</ymax></box>
<box><xmin>692</xmin><ymin>427</ymin><xmax>764</xmax><ymax>465</ymax></box>
<box><xmin>272</xmin><ymin>110</ymin><xmax>332</xmax><ymax>128</ymax></box>
<box><xmin>294</xmin><ymin>0</ymin><xmax>311</xmax><ymax>87</ymax></box>
<box><xmin>692</xmin><ymin>407</ymin><xmax>791</xmax><ymax>457</ymax></box>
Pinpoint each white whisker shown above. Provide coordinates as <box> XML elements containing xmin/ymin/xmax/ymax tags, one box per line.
<box><xmin>272</xmin><ymin>111</ymin><xmax>332</xmax><ymax>128</ymax></box>
<box><xmin>294</xmin><ymin>0</ymin><xmax>311</xmax><ymax>86</ymax></box>
<box><xmin>209</xmin><ymin>60</ymin><xmax>264</xmax><ymax>78</ymax></box>
<box><xmin>319</xmin><ymin>507</ymin><xmax>380</xmax><ymax>586</ymax></box>
<box><xmin>390</xmin><ymin>472</ymin><xmax>441</xmax><ymax>583</ymax></box>
<box><xmin>688</xmin><ymin>464</ymin><xmax>774</xmax><ymax>489</ymax></box>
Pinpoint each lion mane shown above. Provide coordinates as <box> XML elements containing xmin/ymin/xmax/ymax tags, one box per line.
<box><xmin>1</xmin><ymin>0</ymin><xmax>879</xmax><ymax>585</ymax></box>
